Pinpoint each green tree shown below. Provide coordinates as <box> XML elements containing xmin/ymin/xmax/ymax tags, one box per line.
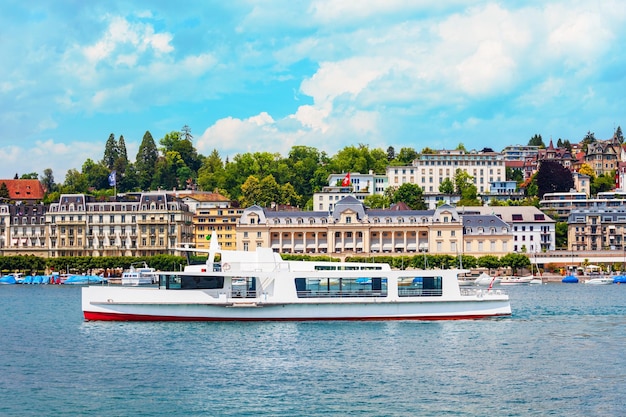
<box><xmin>258</xmin><ymin>175</ymin><xmax>282</xmax><ymax>207</ymax></box>
<box><xmin>82</xmin><ymin>159</ymin><xmax>110</xmax><ymax>190</ymax></box>
<box><xmin>591</xmin><ymin>173</ymin><xmax>616</xmax><ymax>195</ymax></box>
<box><xmin>500</xmin><ymin>253</ymin><xmax>531</xmax><ymax>275</ymax></box>
<box><xmin>159</xmin><ymin>130</ymin><xmax>202</xmax><ymax>174</ymax></box>
<box><xmin>364</xmin><ymin>194</ymin><xmax>391</xmax><ymax>208</ymax></box>
<box><xmin>280</xmin><ymin>183</ymin><xmax>301</xmax><ymax>207</ymax></box>
<box><xmin>285</xmin><ymin>146</ymin><xmax>324</xmax><ymax>198</ymax></box>
<box><xmin>239</xmin><ymin>175</ymin><xmax>261</xmax><ymax>207</ymax></box>
<box><xmin>439</xmin><ymin>178</ymin><xmax>454</xmax><ymax>194</ymax></box>
<box><xmin>581</xmin><ymin>131</ymin><xmax>596</xmax><ymax>153</ymax></box>
<box><xmin>386</xmin><ymin>146</ymin><xmax>395</xmax><ymax>161</ymax></box>
<box><xmin>20</xmin><ymin>172</ymin><xmax>38</xmax><ymax>179</ymax></box>
<box><xmin>391</xmin><ymin>183</ymin><xmax>426</xmax><ymax>210</ymax></box>
<box><xmin>0</xmin><ymin>182</ymin><xmax>9</xmax><ymax>200</ymax></box>
<box><xmin>40</xmin><ymin>168</ymin><xmax>56</xmax><ymax>193</ymax></box>
<box><xmin>477</xmin><ymin>255</ymin><xmax>500</xmax><ymax>273</ymax></box>
<box><xmin>506</xmin><ymin>167</ymin><xmax>523</xmax><ymax>183</ymax></box>
<box><xmin>396</xmin><ymin>147</ymin><xmax>418</xmax><ymax>165</ymax></box>
<box><xmin>528</xmin><ymin>134</ymin><xmax>545</xmax><ymax>148</ymax></box>
<box><xmin>555</xmin><ymin>222</ymin><xmax>568</xmax><ymax>249</ymax></box>
<box><xmin>61</xmin><ymin>169</ymin><xmax>88</xmax><ymax>193</ymax></box>
<box><xmin>103</xmin><ymin>133</ymin><xmax>119</xmax><ymax>169</ymax></box>
<box><xmin>135</xmin><ymin>131</ymin><xmax>159</xmax><ymax>190</ymax></box>
<box><xmin>197</xmin><ymin>149</ymin><xmax>226</xmax><ymax>192</ymax></box>
<box><xmin>420</xmin><ymin>147</ymin><xmax>435</xmax><ymax>154</ymax></box>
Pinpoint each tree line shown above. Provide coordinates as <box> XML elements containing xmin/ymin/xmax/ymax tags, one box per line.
<box><xmin>20</xmin><ymin>127</ymin><xmax>621</xmax><ymax>211</ymax></box>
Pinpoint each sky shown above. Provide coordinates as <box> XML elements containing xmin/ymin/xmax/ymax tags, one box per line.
<box><xmin>2</xmin><ymin>0</ymin><xmax>626</xmax><ymax>181</ymax></box>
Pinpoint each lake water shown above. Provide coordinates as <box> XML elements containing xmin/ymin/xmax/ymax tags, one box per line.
<box><xmin>0</xmin><ymin>284</ymin><xmax>625</xmax><ymax>416</ymax></box>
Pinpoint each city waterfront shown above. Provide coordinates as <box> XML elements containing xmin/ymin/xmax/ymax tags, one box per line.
<box><xmin>1</xmin><ymin>284</ymin><xmax>625</xmax><ymax>416</ymax></box>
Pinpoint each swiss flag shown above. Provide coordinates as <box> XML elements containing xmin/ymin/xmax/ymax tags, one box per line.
<box><xmin>341</xmin><ymin>172</ymin><xmax>351</xmax><ymax>186</ymax></box>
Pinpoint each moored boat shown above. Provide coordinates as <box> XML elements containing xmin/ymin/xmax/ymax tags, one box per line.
<box><xmin>82</xmin><ymin>232</ymin><xmax>511</xmax><ymax>322</ymax></box>
<box><xmin>64</xmin><ymin>275</ymin><xmax>107</xmax><ymax>285</ymax></box>
<box><xmin>562</xmin><ymin>275</ymin><xmax>579</xmax><ymax>284</ymax></box>
<box><xmin>500</xmin><ymin>275</ymin><xmax>534</xmax><ymax>286</ymax></box>
<box><xmin>583</xmin><ymin>276</ymin><xmax>613</xmax><ymax>285</ymax></box>
<box><xmin>0</xmin><ymin>275</ymin><xmax>17</xmax><ymax>285</ymax></box>
<box><xmin>121</xmin><ymin>263</ymin><xmax>157</xmax><ymax>286</ymax></box>
<box><xmin>474</xmin><ymin>272</ymin><xmax>500</xmax><ymax>287</ymax></box>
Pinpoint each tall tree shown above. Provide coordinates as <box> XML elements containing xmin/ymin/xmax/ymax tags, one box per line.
<box><xmin>135</xmin><ymin>131</ymin><xmax>159</xmax><ymax>190</ymax></box>
<box><xmin>181</xmin><ymin>125</ymin><xmax>193</xmax><ymax>141</ymax></box>
<box><xmin>0</xmin><ymin>182</ymin><xmax>9</xmax><ymax>200</ymax></box>
<box><xmin>386</xmin><ymin>146</ymin><xmax>395</xmax><ymax>161</ymax></box>
<box><xmin>40</xmin><ymin>168</ymin><xmax>56</xmax><ymax>193</ymax></box>
<box><xmin>528</xmin><ymin>134</ymin><xmax>545</xmax><ymax>148</ymax></box>
<box><xmin>535</xmin><ymin>160</ymin><xmax>574</xmax><ymax>198</ymax></box>
<box><xmin>103</xmin><ymin>133</ymin><xmax>119</xmax><ymax>169</ymax></box>
<box><xmin>197</xmin><ymin>149</ymin><xmax>225</xmax><ymax>192</ymax></box>
<box><xmin>159</xmin><ymin>131</ymin><xmax>202</xmax><ymax>173</ymax></box>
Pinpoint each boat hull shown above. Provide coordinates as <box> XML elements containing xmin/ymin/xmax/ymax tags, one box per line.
<box><xmin>82</xmin><ymin>287</ymin><xmax>511</xmax><ymax>322</ymax></box>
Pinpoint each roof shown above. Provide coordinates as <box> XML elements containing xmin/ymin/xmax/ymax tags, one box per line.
<box><xmin>458</xmin><ymin>206</ymin><xmax>555</xmax><ymax>223</ymax></box>
<box><xmin>0</xmin><ymin>179</ymin><xmax>45</xmax><ymax>201</ymax></box>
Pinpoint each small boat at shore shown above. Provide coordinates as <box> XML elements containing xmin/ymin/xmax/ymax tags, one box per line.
<box><xmin>121</xmin><ymin>263</ymin><xmax>157</xmax><ymax>286</ymax></box>
<box><xmin>0</xmin><ymin>275</ymin><xmax>17</xmax><ymax>284</ymax></box>
<box><xmin>562</xmin><ymin>275</ymin><xmax>579</xmax><ymax>284</ymax></box>
<box><xmin>64</xmin><ymin>275</ymin><xmax>107</xmax><ymax>285</ymax></box>
<box><xmin>474</xmin><ymin>272</ymin><xmax>501</xmax><ymax>287</ymax></box>
<box><xmin>583</xmin><ymin>276</ymin><xmax>613</xmax><ymax>285</ymax></box>
<box><xmin>500</xmin><ymin>275</ymin><xmax>534</xmax><ymax>286</ymax></box>
<box><xmin>82</xmin><ymin>232</ymin><xmax>511</xmax><ymax>322</ymax></box>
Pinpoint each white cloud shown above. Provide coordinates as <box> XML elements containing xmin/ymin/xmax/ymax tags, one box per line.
<box><xmin>82</xmin><ymin>16</ymin><xmax>173</xmax><ymax>65</ymax></box>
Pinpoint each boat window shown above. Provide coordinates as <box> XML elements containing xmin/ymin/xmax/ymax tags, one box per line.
<box><xmin>160</xmin><ymin>274</ymin><xmax>224</xmax><ymax>290</ymax></box>
<box><xmin>398</xmin><ymin>276</ymin><xmax>442</xmax><ymax>297</ymax></box>
<box><xmin>295</xmin><ymin>277</ymin><xmax>387</xmax><ymax>298</ymax></box>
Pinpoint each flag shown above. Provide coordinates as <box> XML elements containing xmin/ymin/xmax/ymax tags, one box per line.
<box><xmin>341</xmin><ymin>172</ymin><xmax>351</xmax><ymax>186</ymax></box>
<box><xmin>108</xmin><ymin>171</ymin><xmax>116</xmax><ymax>187</ymax></box>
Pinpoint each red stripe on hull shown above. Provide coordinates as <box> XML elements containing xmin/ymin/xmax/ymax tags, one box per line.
<box><xmin>84</xmin><ymin>311</ymin><xmax>511</xmax><ymax>322</ymax></box>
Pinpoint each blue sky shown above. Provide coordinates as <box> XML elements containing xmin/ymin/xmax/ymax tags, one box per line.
<box><xmin>2</xmin><ymin>1</ymin><xmax>625</xmax><ymax>181</ymax></box>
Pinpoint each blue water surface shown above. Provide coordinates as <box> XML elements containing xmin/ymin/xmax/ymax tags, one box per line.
<box><xmin>0</xmin><ymin>284</ymin><xmax>625</xmax><ymax>416</ymax></box>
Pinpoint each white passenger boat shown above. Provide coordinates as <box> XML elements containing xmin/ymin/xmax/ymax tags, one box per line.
<box><xmin>121</xmin><ymin>263</ymin><xmax>157</xmax><ymax>286</ymax></box>
<box><xmin>82</xmin><ymin>233</ymin><xmax>511</xmax><ymax>321</ymax></box>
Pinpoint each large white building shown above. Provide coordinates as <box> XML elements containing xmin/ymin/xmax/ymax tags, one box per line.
<box><xmin>387</xmin><ymin>149</ymin><xmax>505</xmax><ymax>194</ymax></box>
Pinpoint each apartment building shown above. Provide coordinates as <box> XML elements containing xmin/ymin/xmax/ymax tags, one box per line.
<box><xmin>458</xmin><ymin>206</ymin><xmax>556</xmax><ymax>252</ymax></box>
<box><xmin>387</xmin><ymin>149</ymin><xmax>505</xmax><ymax>194</ymax></box>
<box><xmin>568</xmin><ymin>208</ymin><xmax>626</xmax><ymax>251</ymax></box>
<box><xmin>176</xmin><ymin>192</ymin><xmax>242</xmax><ymax>251</ymax></box>
<box><xmin>0</xmin><ymin>203</ymin><xmax>48</xmax><ymax>256</ymax></box>
<box><xmin>45</xmin><ymin>192</ymin><xmax>193</xmax><ymax>258</ymax></box>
